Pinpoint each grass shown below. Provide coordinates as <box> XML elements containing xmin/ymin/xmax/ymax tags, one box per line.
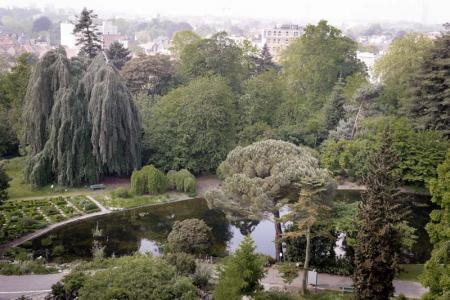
<box><xmin>96</xmin><ymin>194</ymin><xmax>172</xmax><ymax>209</ymax></box>
<box><xmin>396</xmin><ymin>264</ymin><xmax>424</xmax><ymax>282</ymax></box>
<box><xmin>2</xmin><ymin>157</ymin><xmax>82</xmax><ymax>199</ymax></box>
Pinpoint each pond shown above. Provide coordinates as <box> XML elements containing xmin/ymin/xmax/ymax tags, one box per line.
<box><xmin>27</xmin><ymin>190</ymin><xmax>433</xmax><ymax>263</ymax></box>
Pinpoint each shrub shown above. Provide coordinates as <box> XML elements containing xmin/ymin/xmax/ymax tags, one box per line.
<box><xmin>144</xmin><ymin>165</ymin><xmax>168</xmax><ymax>194</ymax></box>
<box><xmin>168</xmin><ymin>169</ymin><xmax>197</xmax><ymax>195</ymax></box>
<box><xmin>254</xmin><ymin>290</ymin><xmax>296</xmax><ymax>300</ymax></box>
<box><xmin>164</xmin><ymin>252</ymin><xmax>196</xmax><ymax>275</ymax></box>
<box><xmin>166</xmin><ymin>218</ymin><xmax>212</xmax><ymax>255</ymax></box>
<box><xmin>111</xmin><ymin>187</ymin><xmax>130</xmax><ymax>199</ymax></box>
<box><xmin>167</xmin><ymin>170</ymin><xmax>178</xmax><ymax>189</ymax></box>
<box><xmin>192</xmin><ymin>262</ymin><xmax>213</xmax><ymax>289</ymax></box>
<box><xmin>130</xmin><ymin>170</ymin><xmax>146</xmax><ymax>195</ymax></box>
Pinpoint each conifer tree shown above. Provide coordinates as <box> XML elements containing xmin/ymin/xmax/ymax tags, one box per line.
<box><xmin>409</xmin><ymin>24</ymin><xmax>450</xmax><ymax>138</ymax></box>
<box><xmin>214</xmin><ymin>236</ymin><xmax>265</xmax><ymax>300</ymax></box>
<box><xmin>105</xmin><ymin>41</ymin><xmax>131</xmax><ymax>70</ymax></box>
<box><xmin>73</xmin><ymin>8</ymin><xmax>102</xmax><ymax>59</ymax></box>
<box><xmin>353</xmin><ymin>127</ymin><xmax>402</xmax><ymax>300</ymax></box>
<box><xmin>325</xmin><ymin>79</ymin><xmax>346</xmax><ymax>131</ymax></box>
<box><xmin>256</xmin><ymin>43</ymin><xmax>276</xmax><ymax>73</ymax></box>
<box><xmin>0</xmin><ymin>165</ymin><xmax>10</xmax><ymax>205</ymax></box>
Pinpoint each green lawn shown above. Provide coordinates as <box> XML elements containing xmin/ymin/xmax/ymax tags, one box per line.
<box><xmin>95</xmin><ymin>194</ymin><xmax>172</xmax><ymax>209</ymax></box>
<box><xmin>396</xmin><ymin>264</ymin><xmax>424</xmax><ymax>282</ymax></box>
<box><xmin>3</xmin><ymin>157</ymin><xmax>82</xmax><ymax>199</ymax></box>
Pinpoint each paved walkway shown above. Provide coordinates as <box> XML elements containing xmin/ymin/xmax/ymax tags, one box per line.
<box><xmin>0</xmin><ymin>272</ymin><xmax>66</xmax><ymax>300</ymax></box>
<box><xmin>262</xmin><ymin>268</ymin><xmax>428</xmax><ymax>299</ymax></box>
<box><xmin>0</xmin><ymin>267</ymin><xmax>427</xmax><ymax>300</ymax></box>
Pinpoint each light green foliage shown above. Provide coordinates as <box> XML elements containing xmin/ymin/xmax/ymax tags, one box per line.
<box><xmin>421</xmin><ymin>151</ymin><xmax>450</xmax><ymax>299</ymax></box>
<box><xmin>24</xmin><ymin>49</ymin><xmax>141</xmax><ymax>187</ymax></box>
<box><xmin>374</xmin><ymin>33</ymin><xmax>433</xmax><ymax>113</ymax></box>
<box><xmin>167</xmin><ymin>169</ymin><xmax>197</xmax><ymax>195</ymax></box>
<box><xmin>166</xmin><ymin>218</ymin><xmax>212</xmax><ymax>255</ymax></box>
<box><xmin>214</xmin><ymin>236</ymin><xmax>265</xmax><ymax>299</ymax></box>
<box><xmin>324</xmin><ymin>79</ymin><xmax>346</xmax><ymax>131</ymax></box>
<box><xmin>277</xmin><ymin>263</ymin><xmax>299</xmax><ymax>284</ymax></box>
<box><xmin>321</xmin><ymin>117</ymin><xmax>448</xmax><ymax>185</ymax></box>
<box><xmin>142</xmin><ymin>165</ymin><xmax>168</xmax><ymax>194</ymax></box>
<box><xmin>130</xmin><ymin>170</ymin><xmax>146</xmax><ymax>195</ymax></box>
<box><xmin>281</xmin><ymin>20</ymin><xmax>366</xmax><ymax>111</ymax></box>
<box><xmin>147</xmin><ymin>76</ymin><xmax>237</xmax><ymax>173</ymax></box>
<box><xmin>72</xmin><ymin>254</ymin><xmax>197</xmax><ymax>300</ymax></box>
<box><xmin>179</xmin><ymin>32</ymin><xmax>244</xmax><ymax>91</ymax></box>
<box><xmin>170</xmin><ymin>30</ymin><xmax>201</xmax><ymax>59</ymax></box>
<box><xmin>110</xmin><ymin>187</ymin><xmax>130</xmax><ymax>199</ymax></box>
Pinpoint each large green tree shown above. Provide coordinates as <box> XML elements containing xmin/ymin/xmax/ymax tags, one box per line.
<box><xmin>73</xmin><ymin>8</ymin><xmax>102</xmax><ymax>58</ymax></box>
<box><xmin>146</xmin><ymin>76</ymin><xmax>237</xmax><ymax>173</ymax></box>
<box><xmin>281</xmin><ymin>20</ymin><xmax>366</xmax><ymax>111</ymax></box>
<box><xmin>353</xmin><ymin>128</ymin><xmax>402</xmax><ymax>300</ymax></box>
<box><xmin>0</xmin><ymin>164</ymin><xmax>11</xmax><ymax>205</ymax></box>
<box><xmin>121</xmin><ymin>54</ymin><xmax>177</xmax><ymax>97</ymax></box>
<box><xmin>214</xmin><ymin>236</ymin><xmax>265</xmax><ymax>300</ymax></box>
<box><xmin>421</xmin><ymin>151</ymin><xmax>450</xmax><ymax>300</ymax></box>
<box><xmin>206</xmin><ymin>139</ymin><xmax>323</xmax><ymax>259</ymax></box>
<box><xmin>409</xmin><ymin>25</ymin><xmax>450</xmax><ymax>138</ymax></box>
<box><xmin>170</xmin><ymin>30</ymin><xmax>201</xmax><ymax>59</ymax></box>
<box><xmin>23</xmin><ymin>48</ymin><xmax>141</xmax><ymax>186</ymax></box>
<box><xmin>374</xmin><ymin>33</ymin><xmax>432</xmax><ymax>113</ymax></box>
<box><xmin>324</xmin><ymin>79</ymin><xmax>346</xmax><ymax>131</ymax></box>
<box><xmin>179</xmin><ymin>32</ymin><xmax>244</xmax><ymax>92</ymax></box>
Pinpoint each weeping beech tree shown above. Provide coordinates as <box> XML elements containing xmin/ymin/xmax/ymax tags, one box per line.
<box><xmin>24</xmin><ymin>48</ymin><xmax>141</xmax><ymax>186</ymax></box>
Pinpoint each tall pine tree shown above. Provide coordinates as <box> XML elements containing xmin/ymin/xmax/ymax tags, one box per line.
<box><xmin>105</xmin><ymin>41</ymin><xmax>131</xmax><ymax>70</ymax></box>
<box><xmin>73</xmin><ymin>8</ymin><xmax>102</xmax><ymax>59</ymax></box>
<box><xmin>409</xmin><ymin>24</ymin><xmax>450</xmax><ymax>138</ymax></box>
<box><xmin>353</xmin><ymin>127</ymin><xmax>402</xmax><ymax>300</ymax></box>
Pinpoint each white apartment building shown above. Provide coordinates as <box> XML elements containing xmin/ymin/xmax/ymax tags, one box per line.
<box><xmin>262</xmin><ymin>24</ymin><xmax>303</xmax><ymax>60</ymax></box>
<box><xmin>60</xmin><ymin>22</ymin><xmax>77</xmax><ymax>49</ymax></box>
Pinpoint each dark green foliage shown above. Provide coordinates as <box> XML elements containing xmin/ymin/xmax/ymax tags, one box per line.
<box><xmin>353</xmin><ymin>128</ymin><xmax>402</xmax><ymax>300</ymax></box>
<box><xmin>147</xmin><ymin>76</ymin><xmax>237</xmax><ymax>173</ymax></box>
<box><xmin>179</xmin><ymin>32</ymin><xmax>244</xmax><ymax>92</ymax></box>
<box><xmin>24</xmin><ymin>49</ymin><xmax>141</xmax><ymax>187</ymax></box>
<box><xmin>73</xmin><ymin>8</ymin><xmax>102</xmax><ymax>58</ymax></box>
<box><xmin>257</xmin><ymin>43</ymin><xmax>276</xmax><ymax>74</ymax></box>
<box><xmin>105</xmin><ymin>41</ymin><xmax>131</xmax><ymax>70</ymax></box>
<box><xmin>325</xmin><ymin>79</ymin><xmax>346</xmax><ymax>131</ymax></box>
<box><xmin>0</xmin><ymin>53</ymin><xmax>35</xmax><ymax>154</ymax></box>
<box><xmin>214</xmin><ymin>236</ymin><xmax>265</xmax><ymax>300</ymax></box>
<box><xmin>421</xmin><ymin>150</ymin><xmax>450</xmax><ymax>299</ymax></box>
<box><xmin>32</xmin><ymin>16</ymin><xmax>52</xmax><ymax>32</ymax></box>
<box><xmin>284</xmin><ymin>225</ymin><xmax>353</xmax><ymax>276</ymax></box>
<box><xmin>121</xmin><ymin>54</ymin><xmax>177</xmax><ymax>96</ymax></box>
<box><xmin>166</xmin><ymin>218</ymin><xmax>212</xmax><ymax>255</ymax></box>
<box><xmin>409</xmin><ymin>27</ymin><xmax>450</xmax><ymax>138</ymax></box>
<box><xmin>164</xmin><ymin>252</ymin><xmax>196</xmax><ymax>275</ymax></box>
<box><xmin>49</xmin><ymin>271</ymin><xmax>87</xmax><ymax>300</ymax></box>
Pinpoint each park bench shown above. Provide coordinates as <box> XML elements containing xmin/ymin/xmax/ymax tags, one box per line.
<box><xmin>340</xmin><ymin>285</ymin><xmax>354</xmax><ymax>294</ymax></box>
<box><xmin>89</xmin><ymin>184</ymin><xmax>105</xmax><ymax>190</ymax></box>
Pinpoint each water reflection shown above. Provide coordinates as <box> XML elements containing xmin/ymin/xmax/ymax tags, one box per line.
<box><xmin>28</xmin><ymin>191</ymin><xmax>432</xmax><ymax>263</ymax></box>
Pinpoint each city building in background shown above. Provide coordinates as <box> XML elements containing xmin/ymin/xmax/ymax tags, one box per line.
<box><xmin>262</xmin><ymin>24</ymin><xmax>303</xmax><ymax>60</ymax></box>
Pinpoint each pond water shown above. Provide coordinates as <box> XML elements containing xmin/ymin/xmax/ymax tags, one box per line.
<box><xmin>28</xmin><ymin>190</ymin><xmax>433</xmax><ymax>263</ymax></box>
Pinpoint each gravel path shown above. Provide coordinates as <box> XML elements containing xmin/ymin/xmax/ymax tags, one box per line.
<box><xmin>262</xmin><ymin>268</ymin><xmax>428</xmax><ymax>299</ymax></box>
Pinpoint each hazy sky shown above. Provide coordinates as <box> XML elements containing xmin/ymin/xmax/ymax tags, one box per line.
<box><xmin>1</xmin><ymin>0</ymin><xmax>449</xmax><ymax>24</ymax></box>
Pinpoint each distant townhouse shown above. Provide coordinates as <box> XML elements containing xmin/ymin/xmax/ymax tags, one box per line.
<box><xmin>262</xmin><ymin>24</ymin><xmax>303</xmax><ymax>60</ymax></box>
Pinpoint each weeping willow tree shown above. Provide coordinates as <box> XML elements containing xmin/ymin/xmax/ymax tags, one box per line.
<box><xmin>23</xmin><ymin>48</ymin><xmax>141</xmax><ymax>187</ymax></box>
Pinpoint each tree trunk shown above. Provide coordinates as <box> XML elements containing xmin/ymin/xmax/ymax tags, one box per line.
<box><xmin>273</xmin><ymin>210</ymin><xmax>283</xmax><ymax>261</ymax></box>
<box><xmin>302</xmin><ymin>225</ymin><xmax>311</xmax><ymax>295</ymax></box>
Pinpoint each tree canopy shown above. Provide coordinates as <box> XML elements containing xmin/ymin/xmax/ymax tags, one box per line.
<box><xmin>146</xmin><ymin>76</ymin><xmax>237</xmax><ymax>173</ymax></box>
<box><xmin>105</xmin><ymin>41</ymin><xmax>131</xmax><ymax>70</ymax></box>
<box><xmin>73</xmin><ymin>8</ymin><xmax>102</xmax><ymax>58</ymax></box>
<box><xmin>23</xmin><ymin>48</ymin><xmax>141</xmax><ymax>186</ymax></box>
